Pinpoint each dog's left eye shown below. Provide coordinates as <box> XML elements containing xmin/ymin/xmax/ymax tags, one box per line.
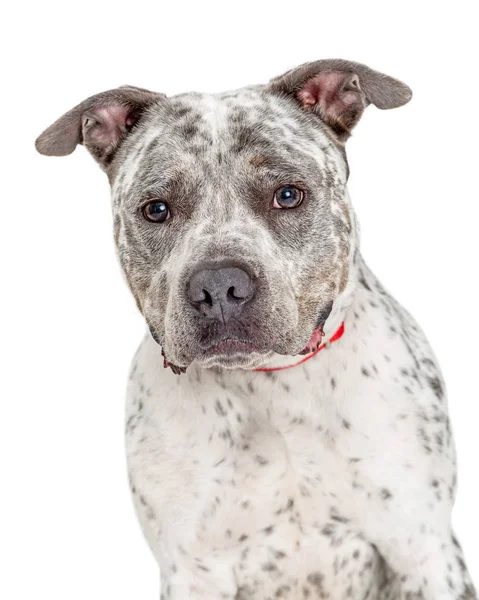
<box><xmin>142</xmin><ymin>200</ymin><xmax>171</xmax><ymax>223</ymax></box>
<box><xmin>273</xmin><ymin>185</ymin><xmax>304</xmax><ymax>209</ymax></box>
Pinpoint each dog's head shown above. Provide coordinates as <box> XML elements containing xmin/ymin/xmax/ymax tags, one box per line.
<box><xmin>36</xmin><ymin>60</ymin><xmax>411</xmax><ymax>371</ymax></box>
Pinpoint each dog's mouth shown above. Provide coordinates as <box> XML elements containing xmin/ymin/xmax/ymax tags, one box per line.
<box><xmin>298</xmin><ymin>324</ymin><xmax>325</xmax><ymax>355</ymax></box>
<box><xmin>195</xmin><ymin>320</ymin><xmax>274</xmax><ymax>363</ymax></box>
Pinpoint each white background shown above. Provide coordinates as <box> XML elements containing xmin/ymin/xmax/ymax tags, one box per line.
<box><xmin>1</xmin><ymin>1</ymin><xmax>478</xmax><ymax>598</ymax></box>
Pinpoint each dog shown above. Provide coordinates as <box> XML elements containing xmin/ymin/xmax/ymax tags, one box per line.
<box><xmin>36</xmin><ymin>59</ymin><xmax>476</xmax><ymax>599</ymax></box>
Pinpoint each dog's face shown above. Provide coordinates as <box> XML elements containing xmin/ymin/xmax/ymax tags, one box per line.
<box><xmin>112</xmin><ymin>90</ymin><xmax>354</xmax><ymax>371</ymax></box>
<box><xmin>36</xmin><ymin>60</ymin><xmax>411</xmax><ymax>371</ymax></box>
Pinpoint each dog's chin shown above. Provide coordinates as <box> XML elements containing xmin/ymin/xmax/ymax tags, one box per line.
<box><xmin>196</xmin><ymin>339</ymin><xmax>273</xmax><ymax>370</ymax></box>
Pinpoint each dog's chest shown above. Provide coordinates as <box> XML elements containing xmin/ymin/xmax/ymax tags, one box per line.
<box><xmin>190</xmin><ymin>411</ymin><xmax>382</xmax><ymax>597</ymax></box>
<box><xmin>127</xmin><ymin>364</ymin><xmax>386</xmax><ymax>598</ymax></box>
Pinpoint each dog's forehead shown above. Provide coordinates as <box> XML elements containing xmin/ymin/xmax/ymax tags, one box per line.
<box><xmin>160</xmin><ymin>86</ymin><xmax>317</xmax><ymax>145</ymax></box>
<box><xmin>113</xmin><ymin>86</ymin><xmax>346</xmax><ymax>200</ymax></box>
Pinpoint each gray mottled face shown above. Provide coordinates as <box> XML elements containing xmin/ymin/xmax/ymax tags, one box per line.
<box><xmin>35</xmin><ymin>59</ymin><xmax>411</xmax><ymax>370</ymax></box>
<box><xmin>111</xmin><ymin>89</ymin><xmax>353</xmax><ymax>369</ymax></box>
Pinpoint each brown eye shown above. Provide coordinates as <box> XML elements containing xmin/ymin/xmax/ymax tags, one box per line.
<box><xmin>273</xmin><ymin>185</ymin><xmax>304</xmax><ymax>209</ymax></box>
<box><xmin>142</xmin><ymin>200</ymin><xmax>171</xmax><ymax>223</ymax></box>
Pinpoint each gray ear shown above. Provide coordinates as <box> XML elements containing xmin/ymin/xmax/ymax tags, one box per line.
<box><xmin>268</xmin><ymin>59</ymin><xmax>412</xmax><ymax>140</ymax></box>
<box><xmin>35</xmin><ymin>86</ymin><xmax>165</xmax><ymax>167</ymax></box>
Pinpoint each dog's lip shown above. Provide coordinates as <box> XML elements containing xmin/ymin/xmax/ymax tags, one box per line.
<box><xmin>201</xmin><ymin>337</ymin><xmax>266</xmax><ymax>357</ymax></box>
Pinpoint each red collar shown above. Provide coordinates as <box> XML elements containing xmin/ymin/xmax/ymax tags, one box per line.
<box><xmin>254</xmin><ymin>322</ymin><xmax>345</xmax><ymax>373</ymax></box>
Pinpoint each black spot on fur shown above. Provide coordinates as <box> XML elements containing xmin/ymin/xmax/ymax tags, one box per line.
<box><xmin>428</xmin><ymin>376</ymin><xmax>444</xmax><ymax>401</ymax></box>
<box><xmin>358</xmin><ymin>274</ymin><xmax>372</xmax><ymax>292</ymax></box>
<box><xmin>215</xmin><ymin>399</ymin><xmax>227</xmax><ymax>417</ymax></box>
<box><xmin>380</xmin><ymin>488</ymin><xmax>393</xmax><ymax>500</ymax></box>
<box><xmin>263</xmin><ymin>525</ymin><xmax>275</xmax><ymax>535</ymax></box>
<box><xmin>180</xmin><ymin>123</ymin><xmax>199</xmax><ymax>139</ymax></box>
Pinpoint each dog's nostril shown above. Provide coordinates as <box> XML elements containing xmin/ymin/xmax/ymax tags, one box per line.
<box><xmin>227</xmin><ymin>286</ymin><xmax>239</xmax><ymax>301</ymax></box>
<box><xmin>203</xmin><ymin>289</ymin><xmax>213</xmax><ymax>306</ymax></box>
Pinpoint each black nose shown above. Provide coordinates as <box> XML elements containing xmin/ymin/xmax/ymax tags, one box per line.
<box><xmin>187</xmin><ymin>266</ymin><xmax>255</xmax><ymax>322</ymax></box>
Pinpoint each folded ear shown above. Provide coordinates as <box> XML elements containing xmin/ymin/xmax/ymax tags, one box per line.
<box><xmin>35</xmin><ymin>86</ymin><xmax>165</xmax><ymax>167</ymax></box>
<box><xmin>268</xmin><ymin>59</ymin><xmax>412</xmax><ymax>141</ymax></box>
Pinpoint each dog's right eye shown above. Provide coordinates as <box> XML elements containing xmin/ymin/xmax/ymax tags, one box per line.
<box><xmin>142</xmin><ymin>200</ymin><xmax>171</xmax><ymax>223</ymax></box>
<box><xmin>273</xmin><ymin>185</ymin><xmax>304</xmax><ymax>209</ymax></box>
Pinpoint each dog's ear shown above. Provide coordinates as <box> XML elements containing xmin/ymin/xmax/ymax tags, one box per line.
<box><xmin>35</xmin><ymin>86</ymin><xmax>165</xmax><ymax>168</ymax></box>
<box><xmin>268</xmin><ymin>59</ymin><xmax>412</xmax><ymax>141</ymax></box>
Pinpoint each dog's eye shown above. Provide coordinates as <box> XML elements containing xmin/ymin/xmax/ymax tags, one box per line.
<box><xmin>142</xmin><ymin>200</ymin><xmax>171</xmax><ymax>223</ymax></box>
<box><xmin>273</xmin><ymin>185</ymin><xmax>304</xmax><ymax>209</ymax></box>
